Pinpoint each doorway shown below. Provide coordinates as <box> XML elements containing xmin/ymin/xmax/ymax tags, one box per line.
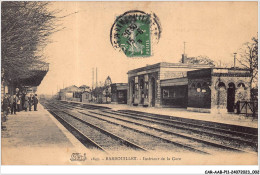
<box><xmin>140</xmin><ymin>79</ymin><xmax>144</xmax><ymax>104</ymax></box>
<box><xmin>227</xmin><ymin>83</ymin><xmax>235</xmax><ymax>112</ymax></box>
<box><xmin>131</xmin><ymin>80</ymin><xmax>135</xmax><ymax>104</ymax></box>
<box><xmin>151</xmin><ymin>77</ymin><xmax>156</xmax><ymax>107</ymax></box>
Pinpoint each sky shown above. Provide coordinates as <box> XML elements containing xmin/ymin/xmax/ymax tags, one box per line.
<box><xmin>37</xmin><ymin>1</ymin><xmax>258</xmax><ymax>95</ymax></box>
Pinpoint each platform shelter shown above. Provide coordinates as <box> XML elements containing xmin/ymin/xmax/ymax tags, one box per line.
<box><xmin>127</xmin><ymin>62</ymin><xmax>251</xmax><ymax>113</ymax></box>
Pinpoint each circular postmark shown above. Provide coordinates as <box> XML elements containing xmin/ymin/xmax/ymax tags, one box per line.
<box><xmin>110</xmin><ymin>10</ymin><xmax>161</xmax><ymax>58</ymax></box>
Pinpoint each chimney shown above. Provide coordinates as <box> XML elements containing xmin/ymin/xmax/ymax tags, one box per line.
<box><xmin>182</xmin><ymin>54</ymin><xmax>187</xmax><ymax>64</ymax></box>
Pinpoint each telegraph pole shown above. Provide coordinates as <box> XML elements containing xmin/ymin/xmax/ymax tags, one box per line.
<box><xmin>184</xmin><ymin>41</ymin><xmax>187</xmax><ymax>55</ymax></box>
<box><xmin>233</xmin><ymin>53</ymin><xmax>237</xmax><ymax>68</ymax></box>
<box><xmin>92</xmin><ymin>68</ymin><xmax>94</xmax><ymax>90</ymax></box>
<box><xmin>96</xmin><ymin>67</ymin><xmax>98</xmax><ymax>88</ymax></box>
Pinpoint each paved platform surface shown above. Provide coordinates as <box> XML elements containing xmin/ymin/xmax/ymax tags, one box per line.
<box><xmin>1</xmin><ymin>104</ymin><xmax>91</xmax><ymax>165</ymax></box>
<box><xmin>68</xmin><ymin>101</ymin><xmax>258</xmax><ymax>128</ymax></box>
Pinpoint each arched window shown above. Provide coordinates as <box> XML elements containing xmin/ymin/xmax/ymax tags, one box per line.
<box><xmin>218</xmin><ymin>82</ymin><xmax>226</xmax><ymax>90</ymax></box>
<box><xmin>237</xmin><ymin>83</ymin><xmax>245</xmax><ymax>89</ymax></box>
<box><xmin>196</xmin><ymin>83</ymin><xmax>201</xmax><ymax>92</ymax></box>
<box><xmin>190</xmin><ymin>83</ymin><xmax>195</xmax><ymax>89</ymax></box>
<box><xmin>228</xmin><ymin>82</ymin><xmax>235</xmax><ymax>89</ymax></box>
<box><xmin>202</xmin><ymin>82</ymin><xmax>208</xmax><ymax>88</ymax></box>
<box><xmin>202</xmin><ymin>82</ymin><xmax>209</xmax><ymax>93</ymax></box>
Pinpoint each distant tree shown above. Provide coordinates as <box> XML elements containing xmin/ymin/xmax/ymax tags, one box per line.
<box><xmin>237</xmin><ymin>36</ymin><xmax>258</xmax><ymax>90</ymax></box>
<box><xmin>179</xmin><ymin>55</ymin><xmax>215</xmax><ymax>66</ymax></box>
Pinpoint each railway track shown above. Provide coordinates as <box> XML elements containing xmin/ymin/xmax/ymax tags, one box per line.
<box><xmin>119</xmin><ymin>110</ymin><xmax>258</xmax><ymax>136</ymax></box>
<box><xmin>98</xmin><ymin>110</ymin><xmax>258</xmax><ymax>151</ymax></box>
<box><xmin>80</xmin><ymin>110</ymin><xmax>256</xmax><ymax>154</ymax></box>
<box><xmin>45</xmin><ymin>101</ymin><xmax>209</xmax><ymax>154</ymax></box>
<box><xmin>56</xmin><ymin>101</ymin><xmax>258</xmax><ymax>151</ymax></box>
<box><xmin>42</xmin><ymin>102</ymin><xmax>148</xmax><ymax>154</ymax></box>
<box><xmin>42</xmin><ymin>100</ymin><xmax>258</xmax><ymax>155</ymax></box>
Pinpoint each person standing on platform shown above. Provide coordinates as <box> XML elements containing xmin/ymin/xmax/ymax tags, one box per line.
<box><xmin>16</xmin><ymin>95</ymin><xmax>21</xmax><ymax>112</ymax></box>
<box><xmin>6</xmin><ymin>94</ymin><xmax>11</xmax><ymax>115</ymax></box>
<box><xmin>24</xmin><ymin>95</ymin><xmax>29</xmax><ymax>112</ymax></box>
<box><xmin>21</xmin><ymin>93</ymin><xmax>25</xmax><ymax>111</ymax></box>
<box><xmin>29</xmin><ymin>94</ymin><xmax>33</xmax><ymax>111</ymax></box>
<box><xmin>33</xmin><ymin>94</ymin><xmax>38</xmax><ymax>111</ymax></box>
<box><xmin>9</xmin><ymin>95</ymin><xmax>14</xmax><ymax>114</ymax></box>
<box><xmin>19</xmin><ymin>95</ymin><xmax>23</xmax><ymax>111</ymax></box>
<box><xmin>10</xmin><ymin>95</ymin><xmax>17</xmax><ymax>115</ymax></box>
<box><xmin>2</xmin><ymin>94</ymin><xmax>10</xmax><ymax>122</ymax></box>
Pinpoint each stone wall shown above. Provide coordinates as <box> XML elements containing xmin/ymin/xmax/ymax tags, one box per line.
<box><xmin>211</xmin><ymin>76</ymin><xmax>251</xmax><ymax>113</ymax></box>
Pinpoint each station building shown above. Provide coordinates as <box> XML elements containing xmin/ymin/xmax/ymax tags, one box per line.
<box><xmin>127</xmin><ymin>58</ymin><xmax>251</xmax><ymax>113</ymax></box>
<box><xmin>187</xmin><ymin>68</ymin><xmax>251</xmax><ymax>113</ymax></box>
<box><xmin>111</xmin><ymin>83</ymin><xmax>128</xmax><ymax>104</ymax></box>
<box><xmin>58</xmin><ymin>85</ymin><xmax>82</xmax><ymax>101</ymax></box>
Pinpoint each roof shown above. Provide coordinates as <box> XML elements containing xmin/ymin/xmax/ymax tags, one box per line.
<box><xmin>82</xmin><ymin>91</ymin><xmax>90</xmax><ymax>94</ymax></box>
<box><xmin>79</xmin><ymin>85</ymin><xmax>90</xmax><ymax>89</ymax></box>
<box><xmin>187</xmin><ymin>68</ymin><xmax>251</xmax><ymax>78</ymax></box>
<box><xmin>60</xmin><ymin>85</ymin><xmax>80</xmax><ymax>93</ymax></box>
<box><xmin>127</xmin><ymin>62</ymin><xmax>213</xmax><ymax>74</ymax></box>
<box><xmin>111</xmin><ymin>83</ymin><xmax>128</xmax><ymax>92</ymax></box>
<box><xmin>19</xmin><ymin>70</ymin><xmax>48</xmax><ymax>87</ymax></box>
<box><xmin>111</xmin><ymin>83</ymin><xmax>128</xmax><ymax>90</ymax></box>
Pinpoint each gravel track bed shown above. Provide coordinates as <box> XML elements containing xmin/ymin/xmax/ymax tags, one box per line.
<box><xmin>68</xmin><ymin>110</ymin><xmax>193</xmax><ymax>153</ymax></box>
<box><xmin>85</xmin><ymin>110</ymin><xmax>239</xmax><ymax>154</ymax></box>
<box><xmin>119</xmin><ymin>110</ymin><xmax>257</xmax><ymax>141</ymax></box>
<box><xmin>115</xmin><ymin>111</ymin><xmax>256</xmax><ymax>140</ymax></box>
<box><xmin>45</xmin><ymin>101</ymin><xmax>256</xmax><ymax>154</ymax></box>
<box><xmin>101</xmin><ymin>111</ymin><xmax>257</xmax><ymax>153</ymax></box>
<box><xmin>57</xmin><ymin>101</ymin><xmax>256</xmax><ymax>143</ymax></box>
<box><xmin>54</xmin><ymin>110</ymin><xmax>132</xmax><ymax>151</ymax></box>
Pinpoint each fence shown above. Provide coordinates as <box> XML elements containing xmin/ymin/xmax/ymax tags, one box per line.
<box><xmin>236</xmin><ymin>101</ymin><xmax>258</xmax><ymax>119</ymax></box>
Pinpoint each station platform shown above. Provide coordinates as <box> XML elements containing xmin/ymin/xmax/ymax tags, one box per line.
<box><xmin>65</xmin><ymin>101</ymin><xmax>258</xmax><ymax>129</ymax></box>
<box><xmin>1</xmin><ymin>103</ymin><xmax>91</xmax><ymax>165</ymax></box>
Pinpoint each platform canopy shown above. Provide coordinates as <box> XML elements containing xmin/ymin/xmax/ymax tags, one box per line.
<box><xmin>18</xmin><ymin>69</ymin><xmax>48</xmax><ymax>87</ymax></box>
<box><xmin>2</xmin><ymin>62</ymin><xmax>49</xmax><ymax>88</ymax></box>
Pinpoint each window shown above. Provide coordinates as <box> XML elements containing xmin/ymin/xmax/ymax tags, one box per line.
<box><xmin>144</xmin><ymin>82</ymin><xmax>148</xmax><ymax>98</ymax></box>
<box><xmin>118</xmin><ymin>92</ymin><xmax>124</xmax><ymax>98</ymax></box>
<box><xmin>218</xmin><ymin>82</ymin><xmax>226</xmax><ymax>90</ymax></box>
<box><xmin>202</xmin><ymin>82</ymin><xmax>209</xmax><ymax>93</ymax></box>
<box><xmin>197</xmin><ymin>83</ymin><xmax>201</xmax><ymax>92</ymax></box>
<box><xmin>140</xmin><ymin>79</ymin><xmax>144</xmax><ymax>89</ymax></box>
<box><xmin>145</xmin><ymin>82</ymin><xmax>149</xmax><ymax>90</ymax></box>
<box><xmin>163</xmin><ymin>89</ymin><xmax>169</xmax><ymax>98</ymax></box>
<box><xmin>135</xmin><ymin>84</ymin><xmax>139</xmax><ymax>91</ymax></box>
<box><xmin>228</xmin><ymin>82</ymin><xmax>235</xmax><ymax>89</ymax></box>
<box><xmin>238</xmin><ymin>83</ymin><xmax>245</xmax><ymax>88</ymax></box>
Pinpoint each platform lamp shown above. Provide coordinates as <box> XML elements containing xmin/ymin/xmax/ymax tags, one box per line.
<box><xmin>233</xmin><ymin>52</ymin><xmax>237</xmax><ymax>68</ymax></box>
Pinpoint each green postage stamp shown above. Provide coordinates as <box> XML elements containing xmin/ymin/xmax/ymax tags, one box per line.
<box><xmin>110</xmin><ymin>10</ymin><xmax>161</xmax><ymax>58</ymax></box>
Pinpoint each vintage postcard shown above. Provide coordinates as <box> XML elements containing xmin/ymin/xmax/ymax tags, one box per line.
<box><xmin>1</xmin><ymin>1</ymin><xmax>259</xmax><ymax>170</ymax></box>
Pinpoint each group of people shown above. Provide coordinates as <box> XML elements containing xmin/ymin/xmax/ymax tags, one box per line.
<box><xmin>2</xmin><ymin>92</ymin><xmax>39</xmax><ymax>122</ymax></box>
